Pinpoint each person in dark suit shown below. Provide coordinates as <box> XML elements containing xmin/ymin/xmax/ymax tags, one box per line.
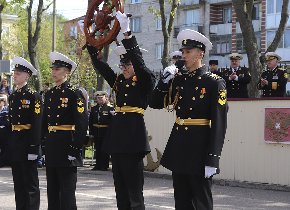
<box><xmin>220</xmin><ymin>53</ymin><xmax>251</xmax><ymax>98</ymax></box>
<box><xmin>257</xmin><ymin>52</ymin><xmax>288</xmax><ymax>97</ymax></box>
<box><xmin>0</xmin><ymin>94</ymin><xmax>9</xmax><ymax>167</ymax></box>
<box><xmin>209</xmin><ymin>60</ymin><xmax>221</xmax><ymax>76</ymax></box>
<box><xmin>9</xmin><ymin>57</ymin><xmax>42</xmax><ymax>210</ymax></box>
<box><xmin>42</xmin><ymin>52</ymin><xmax>88</xmax><ymax>210</ymax></box>
<box><xmin>87</xmin><ymin>11</ymin><xmax>155</xmax><ymax>210</ymax></box>
<box><xmin>150</xmin><ymin>29</ymin><xmax>228</xmax><ymax>210</ymax></box>
<box><xmin>89</xmin><ymin>91</ymin><xmax>114</xmax><ymax>171</ymax></box>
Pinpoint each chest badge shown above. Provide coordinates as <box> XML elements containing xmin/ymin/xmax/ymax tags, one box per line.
<box><xmin>60</xmin><ymin>98</ymin><xmax>68</xmax><ymax>107</ymax></box>
<box><xmin>21</xmin><ymin>99</ymin><xmax>30</xmax><ymax>108</ymax></box>
<box><xmin>200</xmin><ymin>88</ymin><xmax>206</xmax><ymax>99</ymax></box>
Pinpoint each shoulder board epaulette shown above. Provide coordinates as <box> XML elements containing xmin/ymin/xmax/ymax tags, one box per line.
<box><xmin>107</xmin><ymin>103</ymin><xmax>113</xmax><ymax>107</ymax></box>
<box><xmin>278</xmin><ymin>68</ymin><xmax>285</xmax><ymax>71</ymax></box>
<box><xmin>28</xmin><ymin>89</ymin><xmax>36</xmax><ymax>94</ymax></box>
<box><xmin>68</xmin><ymin>86</ymin><xmax>77</xmax><ymax>91</ymax></box>
<box><xmin>206</xmin><ymin>72</ymin><xmax>222</xmax><ymax>80</ymax></box>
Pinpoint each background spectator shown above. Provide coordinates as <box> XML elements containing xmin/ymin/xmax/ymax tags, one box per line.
<box><xmin>0</xmin><ymin>78</ymin><xmax>11</xmax><ymax>95</ymax></box>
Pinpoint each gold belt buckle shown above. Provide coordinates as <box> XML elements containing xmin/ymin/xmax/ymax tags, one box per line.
<box><xmin>48</xmin><ymin>126</ymin><xmax>56</xmax><ymax>133</ymax></box>
<box><xmin>180</xmin><ymin>119</ymin><xmax>185</xmax><ymax>125</ymax></box>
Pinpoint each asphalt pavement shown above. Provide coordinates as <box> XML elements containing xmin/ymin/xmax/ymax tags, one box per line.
<box><xmin>0</xmin><ymin>166</ymin><xmax>290</xmax><ymax>210</ymax></box>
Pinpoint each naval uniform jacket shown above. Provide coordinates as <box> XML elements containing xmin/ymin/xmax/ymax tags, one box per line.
<box><xmin>150</xmin><ymin>66</ymin><xmax>228</xmax><ymax>175</ymax></box>
<box><xmin>220</xmin><ymin>66</ymin><xmax>251</xmax><ymax>98</ymax></box>
<box><xmin>89</xmin><ymin>104</ymin><xmax>114</xmax><ymax>139</ymax></box>
<box><xmin>0</xmin><ymin>106</ymin><xmax>9</xmax><ymax>142</ymax></box>
<box><xmin>257</xmin><ymin>66</ymin><xmax>288</xmax><ymax>97</ymax></box>
<box><xmin>89</xmin><ymin>36</ymin><xmax>155</xmax><ymax>155</ymax></box>
<box><xmin>8</xmin><ymin>85</ymin><xmax>42</xmax><ymax>162</ymax></box>
<box><xmin>42</xmin><ymin>81</ymin><xmax>88</xmax><ymax>167</ymax></box>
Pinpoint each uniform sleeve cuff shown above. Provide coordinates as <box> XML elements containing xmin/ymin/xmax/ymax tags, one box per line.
<box><xmin>205</xmin><ymin>154</ymin><xmax>220</xmax><ymax>168</ymax></box>
<box><xmin>122</xmin><ymin>36</ymin><xmax>138</xmax><ymax>51</ymax></box>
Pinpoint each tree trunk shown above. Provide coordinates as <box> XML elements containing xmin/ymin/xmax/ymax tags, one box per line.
<box><xmin>159</xmin><ymin>0</ymin><xmax>179</xmax><ymax>69</ymax></box>
<box><xmin>27</xmin><ymin>0</ymin><xmax>44</xmax><ymax>91</ymax></box>
<box><xmin>0</xmin><ymin>5</ymin><xmax>4</xmax><ymax>60</ymax></box>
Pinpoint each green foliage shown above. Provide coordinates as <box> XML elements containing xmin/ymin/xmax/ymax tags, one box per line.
<box><xmin>2</xmin><ymin>0</ymin><xmax>99</xmax><ymax>93</ymax></box>
<box><xmin>2</xmin><ymin>3</ymin><xmax>67</xmax><ymax>87</ymax></box>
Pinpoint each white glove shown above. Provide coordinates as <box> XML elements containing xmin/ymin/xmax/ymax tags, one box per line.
<box><xmin>110</xmin><ymin>110</ymin><xmax>116</xmax><ymax>115</ymax></box>
<box><xmin>68</xmin><ymin>155</ymin><xmax>76</xmax><ymax>161</ymax></box>
<box><xmin>205</xmin><ymin>166</ymin><xmax>217</xmax><ymax>178</ymax></box>
<box><xmin>162</xmin><ymin>64</ymin><xmax>178</xmax><ymax>84</ymax></box>
<box><xmin>116</xmin><ymin>11</ymin><xmax>130</xmax><ymax>33</ymax></box>
<box><xmin>28</xmin><ymin>154</ymin><xmax>38</xmax><ymax>161</ymax></box>
<box><xmin>42</xmin><ymin>155</ymin><xmax>45</xmax><ymax>161</ymax></box>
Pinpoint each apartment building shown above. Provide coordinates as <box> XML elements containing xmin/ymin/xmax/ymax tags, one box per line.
<box><xmin>123</xmin><ymin>0</ymin><xmax>290</xmax><ymax>70</ymax></box>
<box><xmin>64</xmin><ymin>0</ymin><xmax>290</xmax><ymax>72</ymax></box>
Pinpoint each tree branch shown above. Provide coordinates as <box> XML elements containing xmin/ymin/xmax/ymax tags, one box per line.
<box><xmin>267</xmin><ymin>0</ymin><xmax>289</xmax><ymax>52</ymax></box>
<box><xmin>32</xmin><ymin>0</ymin><xmax>44</xmax><ymax>46</ymax></box>
<box><xmin>42</xmin><ymin>1</ymin><xmax>52</xmax><ymax>13</ymax></box>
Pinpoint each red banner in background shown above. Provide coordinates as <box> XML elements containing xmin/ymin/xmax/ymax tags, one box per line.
<box><xmin>265</xmin><ymin>108</ymin><xmax>290</xmax><ymax>144</ymax></box>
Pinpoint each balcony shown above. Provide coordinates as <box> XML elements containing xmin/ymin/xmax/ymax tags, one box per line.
<box><xmin>210</xmin><ymin>19</ymin><xmax>260</xmax><ymax>35</ymax></box>
<box><xmin>210</xmin><ymin>23</ymin><xmax>232</xmax><ymax>35</ymax></box>
<box><xmin>180</xmin><ymin>0</ymin><xmax>200</xmax><ymax>5</ymax></box>
<box><xmin>179</xmin><ymin>24</ymin><xmax>204</xmax><ymax>33</ymax></box>
<box><xmin>208</xmin><ymin>0</ymin><xmax>232</xmax><ymax>4</ymax></box>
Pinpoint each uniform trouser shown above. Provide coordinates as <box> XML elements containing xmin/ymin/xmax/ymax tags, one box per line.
<box><xmin>94</xmin><ymin>137</ymin><xmax>109</xmax><ymax>169</ymax></box>
<box><xmin>111</xmin><ymin>154</ymin><xmax>145</xmax><ymax>210</ymax></box>
<box><xmin>11</xmin><ymin>161</ymin><xmax>40</xmax><ymax>210</ymax></box>
<box><xmin>172</xmin><ymin>172</ymin><xmax>213</xmax><ymax>210</ymax></box>
<box><xmin>46</xmin><ymin>166</ymin><xmax>77</xmax><ymax>210</ymax></box>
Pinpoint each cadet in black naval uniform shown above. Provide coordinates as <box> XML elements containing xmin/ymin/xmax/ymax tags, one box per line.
<box><xmin>87</xmin><ymin>11</ymin><xmax>155</xmax><ymax>210</ymax></box>
<box><xmin>89</xmin><ymin>91</ymin><xmax>114</xmax><ymax>171</ymax></box>
<box><xmin>220</xmin><ymin>53</ymin><xmax>251</xmax><ymax>98</ymax></box>
<box><xmin>42</xmin><ymin>52</ymin><xmax>88</xmax><ymax>210</ymax></box>
<box><xmin>257</xmin><ymin>52</ymin><xmax>288</xmax><ymax>97</ymax></box>
<box><xmin>9</xmin><ymin>57</ymin><xmax>41</xmax><ymax>210</ymax></box>
<box><xmin>150</xmin><ymin>29</ymin><xmax>228</xmax><ymax>210</ymax></box>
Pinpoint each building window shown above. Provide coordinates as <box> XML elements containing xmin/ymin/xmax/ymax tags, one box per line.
<box><xmin>156</xmin><ymin>17</ymin><xmax>162</xmax><ymax>30</ymax></box>
<box><xmin>284</xmin><ymin>29</ymin><xmax>290</xmax><ymax>48</ymax></box>
<box><xmin>173</xmin><ymin>27</ymin><xmax>179</xmax><ymax>38</ymax></box>
<box><xmin>223</xmin><ymin>7</ymin><xmax>232</xmax><ymax>23</ymax></box>
<box><xmin>156</xmin><ymin>43</ymin><xmax>164</xmax><ymax>59</ymax></box>
<box><xmin>267</xmin><ymin>0</ymin><xmax>284</xmax><ymax>14</ymax></box>
<box><xmin>266</xmin><ymin>30</ymin><xmax>289</xmax><ymax>48</ymax></box>
<box><xmin>185</xmin><ymin>9</ymin><xmax>200</xmax><ymax>26</ymax></box>
<box><xmin>131</xmin><ymin>0</ymin><xmax>141</xmax><ymax>3</ymax></box>
<box><xmin>130</xmin><ymin>17</ymin><xmax>141</xmax><ymax>33</ymax></box>
<box><xmin>217</xmin><ymin>42</ymin><xmax>230</xmax><ymax>54</ymax></box>
<box><xmin>70</xmin><ymin>26</ymin><xmax>77</xmax><ymax>39</ymax></box>
<box><xmin>252</xmin><ymin>3</ymin><xmax>260</xmax><ymax>20</ymax></box>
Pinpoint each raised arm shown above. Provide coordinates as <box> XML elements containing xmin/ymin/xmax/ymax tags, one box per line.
<box><xmin>87</xmin><ymin>45</ymin><xmax>117</xmax><ymax>88</ymax></box>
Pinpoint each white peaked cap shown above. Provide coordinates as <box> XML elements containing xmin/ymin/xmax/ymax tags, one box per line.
<box><xmin>11</xmin><ymin>57</ymin><xmax>38</xmax><ymax>76</ymax></box>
